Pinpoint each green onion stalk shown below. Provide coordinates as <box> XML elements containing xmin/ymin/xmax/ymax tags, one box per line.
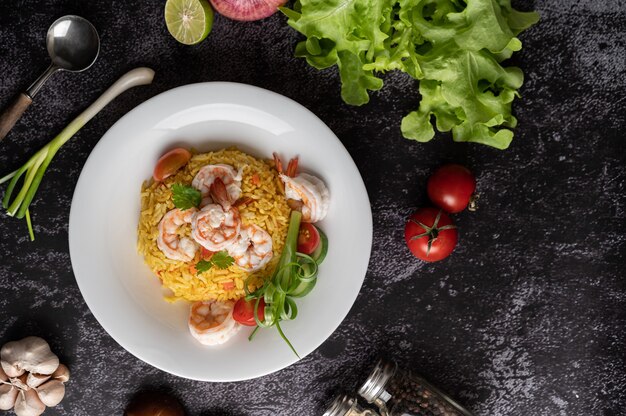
<box><xmin>0</xmin><ymin>67</ymin><xmax>155</xmax><ymax>240</ymax></box>
<box><xmin>245</xmin><ymin>210</ymin><xmax>319</xmax><ymax>357</ymax></box>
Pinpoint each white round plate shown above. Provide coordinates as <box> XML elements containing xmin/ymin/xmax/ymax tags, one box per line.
<box><xmin>69</xmin><ymin>83</ymin><xmax>372</xmax><ymax>381</ymax></box>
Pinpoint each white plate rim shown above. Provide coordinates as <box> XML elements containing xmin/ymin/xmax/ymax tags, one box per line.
<box><xmin>69</xmin><ymin>82</ymin><xmax>373</xmax><ymax>381</ymax></box>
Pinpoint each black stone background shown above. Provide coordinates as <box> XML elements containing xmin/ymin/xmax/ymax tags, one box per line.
<box><xmin>0</xmin><ymin>0</ymin><xmax>624</xmax><ymax>415</ymax></box>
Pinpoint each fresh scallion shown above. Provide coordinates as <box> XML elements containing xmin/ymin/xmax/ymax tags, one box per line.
<box><xmin>0</xmin><ymin>68</ymin><xmax>154</xmax><ymax>239</ymax></box>
<box><xmin>25</xmin><ymin>209</ymin><xmax>34</xmax><ymax>241</ymax></box>
<box><xmin>244</xmin><ymin>210</ymin><xmax>325</xmax><ymax>358</ymax></box>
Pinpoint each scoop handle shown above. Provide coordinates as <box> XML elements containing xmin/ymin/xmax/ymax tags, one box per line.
<box><xmin>78</xmin><ymin>67</ymin><xmax>155</xmax><ymax>122</ymax></box>
<box><xmin>0</xmin><ymin>93</ymin><xmax>32</xmax><ymax>142</ymax></box>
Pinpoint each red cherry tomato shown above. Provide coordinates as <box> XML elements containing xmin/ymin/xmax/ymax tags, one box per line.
<box><xmin>297</xmin><ymin>223</ymin><xmax>320</xmax><ymax>255</ymax></box>
<box><xmin>427</xmin><ymin>164</ymin><xmax>476</xmax><ymax>213</ymax></box>
<box><xmin>233</xmin><ymin>298</ymin><xmax>265</xmax><ymax>326</ymax></box>
<box><xmin>200</xmin><ymin>247</ymin><xmax>215</xmax><ymax>260</ymax></box>
<box><xmin>404</xmin><ymin>207</ymin><xmax>458</xmax><ymax>262</ymax></box>
<box><xmin>153</xmin><ymin>148</ymin><xmax>192</xmax><ymax>182</ymax></box>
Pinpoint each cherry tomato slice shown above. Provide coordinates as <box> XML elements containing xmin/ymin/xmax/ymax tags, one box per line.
<box><xmin>153</xmin><ymin>148</ymin><xmax>192</xmax><ymax>182</ymax></box>
<box><xmin>297</xmin><ymin>223</ymin><xmax>320</xmax><ymax>255</ymax></box>
<box><xmin>200</xmin><ymin>247</ymin><xmax>215</xmax><ymax>260</ymax></box>
<box><xmin>233</xmin><ymin>298</ymin><xmax>266</xmax><ymax>326</ymax></box>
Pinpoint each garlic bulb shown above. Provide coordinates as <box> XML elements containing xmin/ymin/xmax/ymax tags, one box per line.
<box><xmin>0</xmin><ymin>337</ymin><xmax>70</xmax><ymax>415</ymax></box>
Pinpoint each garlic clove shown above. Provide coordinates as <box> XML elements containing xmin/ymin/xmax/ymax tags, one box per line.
<box><xmin>14</xmin><ymin>389</ymin><xmax>45</xmax><ymax>416</ymax></box>
<box><xmin>36</xmin><ymin>379</ymin><xmax>65</xmax><ymax>407</ymax></box>
<box><xmin>27</xmin><ymin>373</ymin><xmax>50</xmax><ymax>389</ymax></box>
<box><xmin>0</xmin><ymin>384</ymin><xmax>18</xmax><ymax>411</ymax></box>
<box><xmin>1</xmin><ymin>337</ymin><xmax>59</xmax><ymax>377</ymax></box>
<box><xmin>10</xmin><ymin>374</ymin><xmax>30</xmax><ymax>391</ymax></box>
<box><xmin>51</xmin><ymin>363</ymin><xmax>70</xmax><ymax>383</ymax></box>
<box><xmin>1</xmin><ymin>359</ymin><xmax>24</xmax><ymax>378</ymax></box>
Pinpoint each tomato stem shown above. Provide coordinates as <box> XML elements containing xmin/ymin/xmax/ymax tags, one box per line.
<box><xmin>468</xmin><ymin>193</ymin><xmax>480</xmax><ymax>212</ymax></box>
<box><xmin>409</xmin><ymin>209</ymin><xmax>456</xmax><ymax>256</ymax></box>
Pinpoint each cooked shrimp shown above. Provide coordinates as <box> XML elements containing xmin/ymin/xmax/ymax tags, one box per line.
<box><xmin>228</xmin><ymin>224</ymin><xmax>273</xmax><ymax>272</ymax></box>
<box><xmin>274</xmin><ymin>153</ymin><xmax>330</xmax><ymax>223</ymax></box>
<box><xmin>192</xmin><ymin>164</ymin><xmax>242</xmax><ymax>206</ymax></box>
<box><xmin>191</xmin><ymin>178</ymin><xmax>241</xmax><ymax>251</ymax></box>
<box><xmin>188</xmin><ymin>300</ymin><xmax>241</xmax><ymax>345</ymax></box>
<box><xmin>281</xmin><ymin>173</ymin><xmax>330</xmax><ymax>222</ymax></box>
<box><xmin>192</xmin><ymin>204</ymin><xmax>240</xmax><ymax>251</ymax></box>
<box><xmin>157</xmin><ymin>208</ymin><xmax>198</xmax><ymax>262</ymax></box>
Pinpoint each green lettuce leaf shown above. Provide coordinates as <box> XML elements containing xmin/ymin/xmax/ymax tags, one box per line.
<box><xmin>497</xmin><ymin>0</ymin><xmax>540</xmax><ymax>34</ymax></box>
<box><xmin>403</xmin><ymin>45</ymin><xmax>524</xmax><ymax>149</ymax></box>
<box><xmin>284</xmin><ymin>0</ymin><xmax>539</xmax><ymax>149</ymax></box>
<box><xmin>283</xmin><ymin>0</ymin><xmax>390</xmax><ymax>105</ymax></box>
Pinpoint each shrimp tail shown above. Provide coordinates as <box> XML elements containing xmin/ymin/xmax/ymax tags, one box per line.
<box><xmin>233</xmin><ymin>196</ymin><xmax>254</xmax><ymax>208</ymax></box>
<box><xmin>286</xmin><ymin>157</ymin><xmax>299</xmax><ymax>178</ymax></box>
<box><xmin>287</xmin><ymin>198</ymin><xmax>304</xmax><ymax>212</ymax></box>
<box><xmin>273</xmin><ymin>152</ymin><xmax>284</xmax><ymax>174</ymax></box>
<box><xmin>274</xmin><ymin>153</ymin><xmax>285</xmax><ymax>194</ymax></box>
<box><xmin>210</xmin><ymin>177</ymin><xmax>232</xmax><ymax>208</ymax></box>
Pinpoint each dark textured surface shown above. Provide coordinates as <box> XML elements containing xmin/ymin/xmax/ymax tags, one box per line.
<box><xmin>0</xmin><ymin>0</ymin><xmax>625</xmax><ymax>415</ymax></box>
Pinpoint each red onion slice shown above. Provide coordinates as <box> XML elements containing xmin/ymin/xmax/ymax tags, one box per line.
<box><xmin>210</xmin><ymin>0</ymin><xmax>286</xmax><ymax>21</ymax></box>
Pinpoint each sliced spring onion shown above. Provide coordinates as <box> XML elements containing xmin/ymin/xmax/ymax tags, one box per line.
<box><xmin>242</xmin><ymin>211</ymin><xmax>305</xmax><ymax>356</ymax></box>
<box><xmin>0</xmin><ymin>68</ymin><xmax>155</xmax><ymax>237</ymax></box>
<box><xmin>276</xmin><ymin>320</ymin><xmax>299</xmax><ymax>359</ymax></box>
<box><xmin>242</xmin><ymin>211</ymin><xmax>326</xmax><ymax>357</ymax></box>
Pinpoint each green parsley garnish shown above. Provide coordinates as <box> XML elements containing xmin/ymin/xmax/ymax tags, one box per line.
<box><xmin>196</xmin><ymin>251</ymin><xmax>235</xmax><ymax>275</ymax></box>
<box><xmin>211</xmin><ymin>251</ymin><xmax>235</xmax><ymax>269</ymax></box>
<box><xmin>171</xmin><ymin>184</ymin><xmax>201</xmax><ymax>210</ymax></box>
<box><xmin>196</xmin><ymin>260</ymin><xmax>214</xmax><ymax>274</ymax></box>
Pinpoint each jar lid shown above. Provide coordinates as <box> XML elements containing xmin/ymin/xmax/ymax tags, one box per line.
<box><xmin>323</xmin><ymin>394</ymin><xmax>356</xmax><ymax>416</ymax></box>
<box><xmin>357</xmin><ymin>359</ymin><xmax>397</xmax><ymax>404</ymax></box>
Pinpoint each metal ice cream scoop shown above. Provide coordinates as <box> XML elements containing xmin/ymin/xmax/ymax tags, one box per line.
<box><xmin>0</xmin><ymin>15</ymin><xmax>100</xmax><ymax>142</ymax></box>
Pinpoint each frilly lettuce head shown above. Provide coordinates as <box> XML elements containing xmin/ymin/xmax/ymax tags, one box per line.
<box><xmin>283</xmin><ymin>0</ymin><xmax>539</xmax><ymax>149</ymax></box>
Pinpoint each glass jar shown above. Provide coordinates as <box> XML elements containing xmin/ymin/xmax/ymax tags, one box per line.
<box><xmin>357</xmin><ymin>359</ymin><xmax>474</xmax><ymax>416</ymax></box>
<box><xmin>323</xmin><ymin>394</ymin><xmax>380</xmax><ymax>416</ymax></box>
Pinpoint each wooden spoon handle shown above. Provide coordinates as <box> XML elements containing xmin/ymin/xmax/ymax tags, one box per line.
<box><xmin>0</xmin><ymin>93</ymin><xmax>32</xmax><ymax>142</ymax></box>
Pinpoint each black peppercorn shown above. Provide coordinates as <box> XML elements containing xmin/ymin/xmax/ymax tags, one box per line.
<box><xmin>358</xmin><ymin>359</ymin><xmax>474</xmax><ymax>416</ymax></box>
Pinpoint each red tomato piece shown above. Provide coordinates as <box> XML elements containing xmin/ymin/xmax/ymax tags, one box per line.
<box><xmin>233</xmin><ymin>298</ymin><xmax>266</xmax><ymax>326</ymax></box>
<box><xmin>297</xmin><ymin>222</ymin><xmax>320</xmax><ymax>255</ymax></box>
<box><xmin>200</xmin><ymin>247</ymin><xmax>215</xmax><ymax>260</ymax></box>
<box><xmin>153</xmin><ymin>148</ymin><xmax>192</xmax><ymax>182</ymax></box>
<box><xmin>222</xmin><ymin>281</ymin><xmax>235</xmax><ymax>291</ymax></box>
<box><xmin>427</xmin><ymin>164</ymin><xmax>476</xmax><ymax>213</ymax></box>
<box><xmin>404</xmin><ymin>207</ymin><xmax>458</xmax><ymax>262</ymax></box>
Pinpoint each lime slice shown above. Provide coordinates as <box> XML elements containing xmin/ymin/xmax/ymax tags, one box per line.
<box><xmin>165</xmin><ymin>0</ymin><xmax>214</xmax><ymax>45</ymax></box>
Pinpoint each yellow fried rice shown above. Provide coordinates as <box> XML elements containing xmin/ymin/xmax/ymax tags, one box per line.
<box><xmin>137</xmin><ymin>148</ymin><xmax>290</xmax><ymax>302</ymax></box>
